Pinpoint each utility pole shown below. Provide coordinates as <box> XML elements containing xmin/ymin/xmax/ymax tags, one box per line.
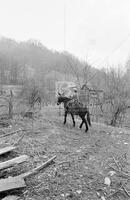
<box><xmin>64</xmin><ymin>0</ymin><xmax>66</xmax><ymax>51</ymax></box>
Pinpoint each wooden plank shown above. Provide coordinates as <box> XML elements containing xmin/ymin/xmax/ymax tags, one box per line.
<box><xmin>0</xmin><ymin>146</ymin><xmax>16</xmax><ymax>156</ymax></box>
<box><xmin>19</xmin><ymin>155</ymin><xmax>56</xmax><ymax>178</ymax></box>
<box><xmin>1</xmin><ymin>195</ymin><xmax>20</xmax><ymax>200</ymax></box>
<box><xmin>0</xmin><ymin>155</ymin><xmax>28</xmax><ymax>170</ymax></box>
<box><xmin>0</xmin><ymin>176</ymin><xmax>26</xmax><ymax>193</ymax></box>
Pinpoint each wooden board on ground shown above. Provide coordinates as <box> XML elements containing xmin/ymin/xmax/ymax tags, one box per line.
<box><xmin>1</xmin><ymin>196</ymin><xmax>20</xmax><ymax>200</ymax></box>
<box><xmin>0</xmin><ymin>155</ymin><xmax>28</xmax><ymax>170</ymax></box>
<box><xmin>0</xmin><ymin>146</ymin><xmax>16</xmax><ymax>156</ymax></box>
<box><xmin>0</xmin><ymin>176</ymin><xmax>26</xmax><ymax>193</ymax></box>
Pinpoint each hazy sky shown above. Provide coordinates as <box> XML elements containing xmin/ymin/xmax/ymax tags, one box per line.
<box><xmin>0</xmin><ymin>0</ymin><xmax>130</xmax><ymax>68</ymax></box>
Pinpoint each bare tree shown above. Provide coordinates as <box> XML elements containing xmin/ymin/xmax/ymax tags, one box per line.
<box><xmin>102</xmin><ymin>68</ymin><xmax>130</xmax><ymax>126</ymax></box>
<box><xmin>65</xmin><ymin>54</ymin><xmax>93</xmax><ymax>89</ymax></box>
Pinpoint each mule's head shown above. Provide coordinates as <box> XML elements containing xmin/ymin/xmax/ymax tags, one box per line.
<box><xmin>57</xmin><ymin>93</ymin><xmax>71</xmax><ymax>105</ymax></box>
<box><xmin>57</xmin><ymin>93</ymin><xmax>64</xmax><ymax>105</ymax></box>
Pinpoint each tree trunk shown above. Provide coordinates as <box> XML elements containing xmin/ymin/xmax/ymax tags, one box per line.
<box><xmin>110</xmin><ymin>107</ymin><xmax>120</xmax><ymax>126</ymax></box>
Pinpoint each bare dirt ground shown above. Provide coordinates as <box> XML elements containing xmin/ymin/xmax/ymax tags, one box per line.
<box><xmin>0</xmin><ymin>106</ymin><xmax>130</xmax><ymax>200</ymax></box>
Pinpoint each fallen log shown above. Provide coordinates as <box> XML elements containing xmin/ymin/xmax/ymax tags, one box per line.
<box><xmin>0</xmin><ymin>128</ymin><xmax>23</xmax><ymax>138</ymax></box>
<box><xmin>0</xmin><ymin>176</ymin><xmax>26</xmax><ymax>193</ymax></box>
<box><xmin>19</xmin><ymin>155</ymin><xmax>56</xmax><ymax>178</ymax></box>
<box><xmin>0</xmin><ymin>146</ymin><xmax>16</xmax><ymax>156</ymax></box>
<box><xmin>0</xmin><ymin>155</ymin><xmax>28</xmax><ymax>170</ymax></box>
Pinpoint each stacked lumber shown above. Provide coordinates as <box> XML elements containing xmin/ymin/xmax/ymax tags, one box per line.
<box><xmin>0</xmin><ymin>128</ymin><xmax>56</xmax><ymax>199</ymax></box>
<box><xmin>0</xmin><ymin>145</ymin><xmax>56</xmax><ymax>194</ymax></box>
<box><xmin>0</xmin><ymin>146</ymin><xmax>16</xmax><ymax>156</ymax></box>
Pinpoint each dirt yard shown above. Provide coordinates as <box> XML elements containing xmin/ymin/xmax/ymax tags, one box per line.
<box><xmin>0</xmin><ymin>106</ymin><xmax>130</xmax><ymax>200</ymax></box>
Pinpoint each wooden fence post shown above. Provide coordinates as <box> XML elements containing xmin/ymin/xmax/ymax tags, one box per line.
<box><xmin>9</xmin><ymin>90</ymin><xmax>13</xmax><ymax>119</ymax></box>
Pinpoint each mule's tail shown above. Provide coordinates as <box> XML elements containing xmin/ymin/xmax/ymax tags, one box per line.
<box><xmin>86</xmin><ymin>111</ymin><xmax>91</xmax><ymax>126</ymax></box>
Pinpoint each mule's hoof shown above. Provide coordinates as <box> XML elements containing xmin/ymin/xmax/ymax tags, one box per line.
<box><xmin>85</xmin><ymin>130</ymin><xmax>88</xmax><ymax>133</ymax></box>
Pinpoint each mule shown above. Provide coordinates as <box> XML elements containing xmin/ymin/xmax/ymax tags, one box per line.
<box><xmin>57</xmin><ymin>94</ymin><xmax>91</xmax><ymax>132</ymax></box>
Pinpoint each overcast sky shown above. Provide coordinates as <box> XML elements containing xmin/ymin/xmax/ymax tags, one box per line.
<box><xmin>0</xmin><ymin>0</ymin><xmax>130</xmax><ymax>68</ymax></box>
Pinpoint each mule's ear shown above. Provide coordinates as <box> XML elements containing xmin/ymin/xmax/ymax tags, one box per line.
<box><xmin>58</xmin><ymin>92</ymin><xmax>61</xmax><ymax>96</ymax></box>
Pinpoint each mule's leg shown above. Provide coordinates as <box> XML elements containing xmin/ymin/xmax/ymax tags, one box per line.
<box><xmin>79</xmin><ymin>114</ymin><xmax>84</xmax><ymax>129</ymax></box>
<box><xmin>79</xmin><ymin>120</ymin><xmax>84</xmax><ymax>129</ymax></box>
<box><xmin>86</xmin><ymin>111</ymin><xmax>91</xmax><ymax>126</ymax></box>
<box><xmin>79</xmin><ymin>114</ymin><xmax>88</xmax><ymax>132</ymax></box>
<box><xmin>70</xmin><ymin>113</ymin><xmax>75</xmax><ymax>127</ymax></box>
<box><xmin>64</xmin><ymin>111</ymin><xmax>68</xmax><ymax>124</ymax></box>
<box><xmin>83</xmin><ymin>117</ymin><xmax>88</xmax><ymax>132</ymax></box>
